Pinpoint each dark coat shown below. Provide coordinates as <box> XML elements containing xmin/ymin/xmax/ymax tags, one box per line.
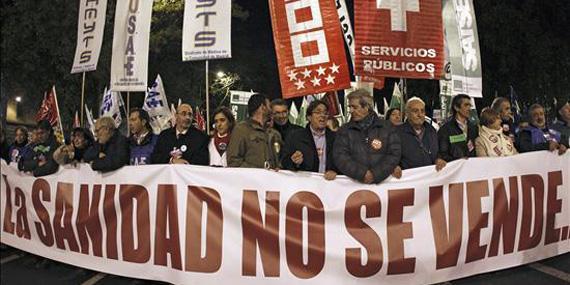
<box><xmin>397</xmin><ymin>121</ymin><xmax>439</xmax><ymax>169</ymax></box>
<box><xmin>274</xmin><ymin>121</ymin><xmax>302</xmax><ymax>142</ymax></box>
<box><xmin>437</xmin><ymin>118</ymin><xmax>478</xmax><ymax>162</ymax></box>
<box><xmin>333</xmin><ymin>114</ymin><xmax>401</xmax><ymax>183</ymax></box>
<box><xmin>18</xmin><ymin>135</ymin><xmax>60</xmax><ymax>177</ymax></box>
<box><xmin>551</xmin><ymin>119</ymin><xmax>570</xmax><ymax>147</ymax></box>
<box><xmin>151</xmin><ymin>126</ymin><xmax>209</xmax><ymax>165</ymax></box>
<box><xmin>84</xmin><ymin>131</ymin><xmax>130</xmax><ymax>173</ymax></box>
<box><xmin>282</xmin><ymin>125</ymin><xmax>336</xmax><ymax>173</ymax></box>
<box><xmin>516</xmin><ymin>124</ymin><xmax>562</xmax><ymax>153</ymax></box>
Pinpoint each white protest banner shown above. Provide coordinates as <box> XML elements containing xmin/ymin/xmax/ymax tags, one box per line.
<box><xmin>442</xmin><ymin>0</ymin><xmax>483</xmax><ymax>97</ymax></box>
<box><xmin>110</xmin><ymin>0</ymin><xmax>153</xmax><ymax>91</ymax></box>
<box><xmin>143</xmin><ymin>74</ymin><xmax>173</xmax><ymax>134</ymax></box>
<box><xmin>182</xmin><ymin>0</ymin><xmax>232</xmax><ymax>61</ymax></box>
<box><xmin>71</xmin><ymin>0</ymin><xmax>108</xmax><ymax>74</ymax></box>
<box><xmin>1</xmin><ymin>152</ymin><xmax>569</xmax><ymax>285</ymax></box>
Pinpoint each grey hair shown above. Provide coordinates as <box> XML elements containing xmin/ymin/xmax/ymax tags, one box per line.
<box><xmin>490</xmin><ymin>97</ymin><xmax>510</xmax><ymax>113</ymax></box>
<box><xmin>405</xmin><ymin>97</ymin><xmax>425</xmax><ymax>112</ymax></box>
<box><xmin>346</xmin><ymin>89</ymin><xmax>374</xmax><ymax>110</ymax></box>
<box><xmin>97</xmin><ymin>116</ymin><xmax>116</xmax><ymax>130</ymax></box>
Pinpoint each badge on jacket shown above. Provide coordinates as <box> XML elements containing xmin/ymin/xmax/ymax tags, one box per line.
<box><xmin>370</xmin><ymin>138</ymin><xmax>383</xmax><ymax>151</ymax></box>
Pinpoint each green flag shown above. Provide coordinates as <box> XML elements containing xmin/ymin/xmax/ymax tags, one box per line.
<box><xmin>389</xmin><ymin>82</ymin><xmax>402</xmax><ymax>109</ymax></box>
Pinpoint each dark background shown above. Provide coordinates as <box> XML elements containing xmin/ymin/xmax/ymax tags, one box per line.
<box><xmin>1</xmin><ymin>0</ymin><xmax>569</xmax><ymax>128</ymax></box>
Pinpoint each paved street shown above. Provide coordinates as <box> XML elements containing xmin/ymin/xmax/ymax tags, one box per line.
<box><xmin>1</xmin><ymin>245</ymin><xmax>568</xmax><ymax>285</ymax></box>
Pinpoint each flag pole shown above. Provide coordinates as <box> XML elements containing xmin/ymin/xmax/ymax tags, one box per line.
<box><xmin>205</xmin><ymin>60</ymin><xmax>210</xmax><ymax>135</ymax></box>
<box><xmin>52</xmin><ymin>86</ymin><xmax>66</xmax><ymax>145</ymax></box>
<box><xmin>81</xmin><ymin>72</ymin><xmax>86</xmax><ymax>126</ymax></box>
<box><xmin>127</xmin><ymin>91</ymin><xmax>130</xmax><ymax>135</ymax></box>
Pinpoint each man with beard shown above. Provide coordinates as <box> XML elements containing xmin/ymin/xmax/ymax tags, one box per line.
<box><xmin>271</xmin><ymin>99</ymin><xmax>301</xmax><ymax>141</ymax></box>
<box><xmin>227</xmin><ymin>93</ymin><xmax>283</xmax><ymax>169</ymax></box>
<box><xmin>282</xmin><ymin>100</ymin><xmax>337</xmax><ymax>180</ymax></box>
<box><xmin>517</xmin><ymin>103</ymin><xmax>567</xmax><ymax>155</ymax></box>
<box><xmin>551</xmin><ymin>98</ymin><xmax>570</xmax><ymax>147</ymax></box>
<box><xmin>18</xmin><ymin>120</ymin><xmax>60</xmax><ymax>177</ymax></box>
<box><xmin>438</xmin><ymin>94</ymin><xmax>479</xmax><ymax>162</ymax></box>
<box><xmin>151</xmin><ymin>104</ymin><xmax>209</xmax><ymax>165</ymax></box>
<box><xmin>84</xmin><ymin>116</ymin><xmax>130</xmax><ymax>172</ymax></box>
<box><xmin>491</xmin><ymin>97</ymin><xmax>515</xmax><ymax>141</ymax></box>
<box><xmin>128</xmin><ymin>108</ymin><xmax>158</xmax><ymax>165</ymax></box>
<box><xmin>333</xmin><ymin>89</ymin><xmax>401</xmax><ymax>184</ymax></box>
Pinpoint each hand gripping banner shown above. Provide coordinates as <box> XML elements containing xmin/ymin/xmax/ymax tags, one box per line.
<box><xmin>269</xmin><ymin>0</ymin><xmax>351</xmax><ymax>99</ymax></box>
<box><xmin>355</xmin><ymin>0</ymin><xmax>445</xmax><ymax>80</ymax></box>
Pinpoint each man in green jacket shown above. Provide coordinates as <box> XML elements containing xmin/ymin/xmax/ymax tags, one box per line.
<box><xmin>227</xmin><ymin>93</ymin><xmax>283</xmax><ymax>169</ymax></box>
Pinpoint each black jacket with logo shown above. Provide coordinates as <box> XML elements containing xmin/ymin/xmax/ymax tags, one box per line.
<box><xmin>151</xmin><ymin>126</ymin><xmax>209</xmax><ymax>165</ymax></box>
<box><xmin>333</xmin><ymin>114</ymin><xmax>401</xmax><ymax>183</ymax></box>
<box><xmin>437</xmin><ymin>118</ymin><xmax>479</xmax><ymax>162</ymax></box>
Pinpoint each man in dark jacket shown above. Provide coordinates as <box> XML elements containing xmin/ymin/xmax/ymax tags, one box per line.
<box><xmin>517</xmin><ymin>103</ymin><xmax>567</xmax><ymax>155</ymax></box>
<box><xmin>282</xmin><ymin>99</ymin><xmax>337</xmax><ymax>180</ymax></box>
<box><xmin>551</xmin><ymin>98</ymin><xmax>570</xmax><ymax>147</ymax></box>
<box><xmin>151</xmin><ymin>104</ymin><xmax>209</xmax><ymax>165</ymax></box>
<box><xmin>438</xmin><ymin>94</ymin><xmax>479</xmax><ymax>162</ymax></box>
<box><xmin>333</xmin><ymin>89</ymin><xmax>401</xmax><ymax>184</ymax></box>
<box><xmin>396</xmin><ymin>97</ymin><xmax>446</xmax><ymax>172</ymax></box>
<box><xmin>18</xmin><ymin>120</ymin><xmax>60</xmax><ymax>177</ymax></box>
<box><xmin>84</xmin><ymin>116</ymin><xmax>130</xmax><ymax>172</ymax></box>
<box><xmin>8</xmin><ymin>126</ymin><xmax>28</xmax><ymax>164</ymax></box>
<box><xmin>128</xmin><ymin>108</ymin><xmax>158</xmax><ymax>165</ymax></box>
<box><xmin>271</xmin><ymin>99</ymin><xmax>302</xmax><ymax>141</ymax></box>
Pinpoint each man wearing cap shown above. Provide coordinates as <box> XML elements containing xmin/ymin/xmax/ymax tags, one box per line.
<box><xmin>84</xmin><ymin>116</ymin><xmax>130</xmax><ymax>172</ymax></box>
<box><xmin>151</xmin><ymin>103</ymin><xmax>209</xmax><ymax>165</ymax></box>
<box><xmin>227</xmin><ymin>93</ymin><xmax>283</xmax><ymax>169</ymax></box>
<box><xmin>18</xmin><ymin>120</ymin><xmax>60</xmax><ymax>177</ymax></box>
<box><xmin>333</xmin><ymin>89</ymin><xmax>401</xmax><ymax>184</ymax></box>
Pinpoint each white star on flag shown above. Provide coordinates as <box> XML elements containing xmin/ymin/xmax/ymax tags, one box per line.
<box><xmin>287</xmin><ymin>69</ymin><xmax>298</xmax><ymax>81</ymax></box>
<box><xmin>316</xmin><ymin>66</ymin><xmax>327</xmax><ymax>76</ymax></box>
<box><xmin>311</xmin><ymin>77</ymin><xmax>321</xmax><ymax>87</ymax></box>
<box><xmin>302</xmin><ymin>68</ymin><xmax>312</xmax><ymax>78</ymax></box>
<box><xmin>294</xmin><ymin>80</ymin><xmax>306</xmax><ymax>90</ymax></box>
<box><xmin>325</xmin><ymin>74</ymin><xmax>336</xmax><ymax>84</ymax></box>
<box><xmin>329</xmin><ymin>63</ymin><xmax>340</xmax><ymax>74</ymax></box>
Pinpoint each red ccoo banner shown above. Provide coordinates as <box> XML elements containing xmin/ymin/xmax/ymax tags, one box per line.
<box><xmin>269</xmin><ymin>0</ymin><xmax>351</xmax><ymax>99</ymax></box>
<box><xmin>355</xmin><ymin>0</ymin><xmax>445</xmax><ymax>80</ymax></box>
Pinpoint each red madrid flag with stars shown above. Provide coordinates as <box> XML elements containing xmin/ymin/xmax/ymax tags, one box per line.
<box><xmin>355</xmin><ymin>0</ymin><xmax>445</xmax><ymax>80</ymax></box>
<box><xmin>269</xmin><ymin>0</ymin><xmax>351</xmax><ymax>99</ymax></box>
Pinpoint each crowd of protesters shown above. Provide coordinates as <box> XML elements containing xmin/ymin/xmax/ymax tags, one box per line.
<box><xmin>1</xmin><ymin>90</ymin><xmax>569</xmax><ymax>184</ymax></box>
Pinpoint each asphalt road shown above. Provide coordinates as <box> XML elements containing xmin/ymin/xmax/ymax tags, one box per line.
<box><xmin>1</xmin><ymin>245</ymin><xmax>568</xmax><ymax>285</ymax></box>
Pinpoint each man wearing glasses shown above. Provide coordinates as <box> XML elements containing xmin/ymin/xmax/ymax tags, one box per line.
<box><xmin>271</xmin><ymin>98</ymin><xmax>302</xmax><ymax>141</ymax></box>
<box><xmin>282</xmin><ymin>100</ymin><xmax>338</xmax><ymax>180</ymax></box>
<box><xmin>84</xmin><ymin>116</ymin><xmax>129</xmax><ymax>173</ymax></box>
<box><xmin>151</xmin><ymin>103</ymin><xmax>209</xmax><ymax>165</ymax></box>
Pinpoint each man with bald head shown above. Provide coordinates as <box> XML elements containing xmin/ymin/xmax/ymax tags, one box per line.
<box><xmin>395</xmin><ymin>97</ymin><xmax>446</xmax><ymax>175</ymax></box>
<box><xmin>151</xmin><ymin>103</ymin><xmax>209</xmax><ymax>165</ymax></box>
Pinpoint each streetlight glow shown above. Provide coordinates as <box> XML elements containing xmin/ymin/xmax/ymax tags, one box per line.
<box><xmin>216</xmin><ymin>71</ymin><xmax>225</xmax><ymax>78</ymax></box>
<box><xmin>15</xmin><ymin>96</ymin><xmax>22</xmax><ymax>103</ymax></box>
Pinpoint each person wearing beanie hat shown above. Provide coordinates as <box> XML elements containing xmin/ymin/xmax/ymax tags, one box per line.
<box><xmin>227</xmin><ymin>93</ymin><xmax>283</xmax><ymax>169</ymax></box>
<box><xmin>551</xmin><ymin>97</ymin><xmax>570</xmax><ymax>147</ymax></box>
<box><xmin>18</xmin><ymin>120</ymin><xmax>60</xmax><ymax>177</ymax></box>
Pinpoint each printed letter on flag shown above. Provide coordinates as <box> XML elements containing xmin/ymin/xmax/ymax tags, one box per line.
<box><xmin>110</xmin><ymin>0</ymin><xmax>153</xmax><ymax>91</ymax></box>
<box><xmin>182</xmin><ymin>0</ymin><xmax>232</xmax><ymax>61</ymax></box>
<box><xmin>143</xmin><ymin>75</ymin><xmax>173</xmax><ymax>134</ymax></box>
<box><xmin>71</xmin><ymin>0</ymin><xmax>108</xmax><ymax>74</ymax></box>
<box><xmin>442</xmin><ymin>0</ymin><xmax>482</xmax><ymax>97</ymax></box>
<box><xmin>269</xmin><ymin>0</ymin><xmax>351</xmax><ymax>99</ymax></box>
<box><xmin>355</xmin><ymin>0</ymin><xmax>445</xmax><ymax>80</ymax></box>
<box><xmin>100</xmin><ymin>88</ymin><xmax>123</xmax><ymax>127</ymax></box>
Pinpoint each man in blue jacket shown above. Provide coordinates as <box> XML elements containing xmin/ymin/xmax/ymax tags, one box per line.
<box><xmin>128</xmin><ymin>108</ymin><xmax>158</xmax><ymax>165</ymax></box>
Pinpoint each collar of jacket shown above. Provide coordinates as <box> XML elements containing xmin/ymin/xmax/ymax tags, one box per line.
<box><xmin>346</xmin><ymin>113</ymin><xmax>382</xmax><ymax>131</ymax></box>
<box><xmin>401</xmin><ymin>121</ymin><xmax>431</xmax><ymax>135</ymax></box>
<box><xmin>246</xmin><ymin>118</ymin><xmax>267</xmax><ymax>131</ymax></box>
<box><xmin>129</xmin><ymin>131</ymin><xmax>154</xmax><ymax>146</ymax></box>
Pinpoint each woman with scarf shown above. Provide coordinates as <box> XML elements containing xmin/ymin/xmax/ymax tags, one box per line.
<box><xmin>209</xmin><ymin>107</ymin><xmax>235</xmax><ymax>167</ymax></box>
<box><xmin>475</xmin><ymin>108</ymin><xmax>518</xmax><ymax>157</ymax></box>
